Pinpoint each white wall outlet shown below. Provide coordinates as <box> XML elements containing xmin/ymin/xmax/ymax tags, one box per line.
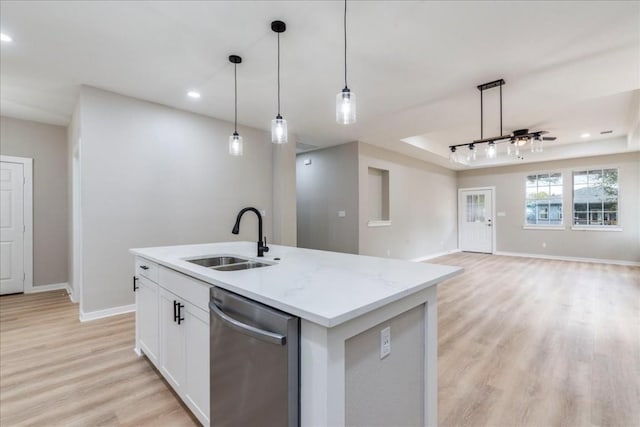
<box><xmin>304</xmin><ymin>158</ymin><xmax>312</xmax><ymax>165</ymax></box>
<box><xmin>542</xmin><ymin>242</ymin><xmax>547</xmax><ymax>248</ymax></box>
<box><xmin>338</xmin><ymin>210</ymin><xmax>346</xmax><ymax>217</ymax></box>
<box><xmin>380</xmin><ymin>326</ymin><xmax>391</xmax><ymax>359</ymax></box>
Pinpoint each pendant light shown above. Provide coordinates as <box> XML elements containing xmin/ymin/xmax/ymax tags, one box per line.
<box><xmin>271</xmin><ymin>21</ymin><xmax>288</xmax><ymax>144</ymax></box>
<box><xmin>228</xmin><ymin>55</ymin><xmax>243</xmax><ymax>156</ymax></box>
<box><xmin>336</xmin><ymin>0</ymin><xmax>356</xmax><ymax>124</ymax></box>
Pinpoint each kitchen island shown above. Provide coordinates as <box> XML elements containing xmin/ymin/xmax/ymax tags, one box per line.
<box><xmin>131</xmin><ymin>241</ymin><xmax>461</xmax><ymax>427</ymax></box>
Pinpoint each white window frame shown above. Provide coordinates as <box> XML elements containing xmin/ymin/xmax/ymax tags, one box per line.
<box><xmin>523</xmin><ymin>171</ymin><xmax>565</xmax><ymax>230</ymax></box>
<box><xmin>571</xmin><ymin>167</ymin><xmax>621</xmax><ymax>232</ymax></box>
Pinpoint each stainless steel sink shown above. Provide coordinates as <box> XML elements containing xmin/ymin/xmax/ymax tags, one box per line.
<box><xmin>188</xmin><ymin>256</ymin><xmax>249</xmax><ymax>268</ymax></box>
<box><xmin>214</xmin><ymin>261</ymin><xmax>272</xmax><ymax>271</ymax></box>
<box><xmin>186</xmin><ymin>255</ymin><xmax>273</xmax><ymax>271</ymax></box>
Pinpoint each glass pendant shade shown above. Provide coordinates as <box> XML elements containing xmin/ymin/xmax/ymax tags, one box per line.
<box><xmin>271</xmin><ymin>115</ymin><xmax>288</xmax><ymax>144</ymax></box>
<box><xmin>336</xmin><ymin>89</ymin><xmax>356</xmax><ymax>124</ymax></box>
<box><xmin>449</xmin><ymin>148</ymin><xmax>458</xmax><ymax>163</ymax></box>
<box><xmin>486</xmin><ymin>142</ymin><xmax>497</xmax><ymax>159</ymax></box>
<box><xmin>229</xmin><ymin>132</ymin><xmax>243</xmax><ymax>156</ymax></box>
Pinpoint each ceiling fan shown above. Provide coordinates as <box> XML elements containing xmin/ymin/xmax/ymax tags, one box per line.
<box><xmin>449</xmin><ymin>79</ymin><xmax>557</xmax><ymax>162</ymax></box>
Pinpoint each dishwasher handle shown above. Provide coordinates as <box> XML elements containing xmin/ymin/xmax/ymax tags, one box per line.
<box><xmin>210</xmin><ymin>301</ymin><xmax>287</xmax><ymax>346</ymax></box>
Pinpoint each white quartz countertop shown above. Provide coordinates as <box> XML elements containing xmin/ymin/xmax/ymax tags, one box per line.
<box><xmin>130</xmin><ymin>241</ymin><xmax>462</xmax><ymax>328</ymax></box>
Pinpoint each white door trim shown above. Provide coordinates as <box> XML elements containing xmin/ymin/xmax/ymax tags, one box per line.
<box><xmin>458</xmin><ymin>186</ymin><xmax>496</xmax><ymax>254</ymax></box>
<box><xmin>0</xmin><ymin>155</ymin><xmax>34</xmax><ymax>292</ymax></box>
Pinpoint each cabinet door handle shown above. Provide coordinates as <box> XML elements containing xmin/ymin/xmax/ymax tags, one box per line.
<box><xmin>177</xmin><ymin>303</ymin><xmax>185</xmax><ymax>325</ymax></box>
<box><xmin>173</xmin><ymin>300</ymin><xmax>178</xmax><ymax>322</ymax></box>
<box><xmin>133</xmin><ymin>276</ymin><xmax>139</xmax><ymax>292</ymax></box>
<box><xmin>140</xmin><ymin>265</ymin><xmax>149</xmax><ymax>270</ymax></box>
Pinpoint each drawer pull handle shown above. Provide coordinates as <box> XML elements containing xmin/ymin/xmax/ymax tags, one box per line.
<box><xmin>140</xmin><ymin>265</ymin><xmax>149</xmax><ymax>270</ymax></box>
<box><xmin>177</xmin><ymin>303</ymin><xmax>185</xmax><ymax>325</ymax></box>
<box><xmin>133</xmin><ymin>276</ymin><xmax>139</xmax><ymax>292</ymax></box>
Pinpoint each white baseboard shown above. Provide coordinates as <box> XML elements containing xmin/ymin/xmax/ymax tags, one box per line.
<box><xmin>494</xmin><ymin>251</ymin><xmax>640</xmax><ymax>267</ymax></box>
<box><xmin>80</xmin><ymin>304</ymin><xmax>136</xmax><ymax>322</ymax></box>
<box><xmin>66</xmin><ymin>284</ymin><xmax>78</xmax><ymax>303</ymax></box>
<box><xmin>26</xmin><ymin>282</ymin><xmax>69</xmax><ymax>293</ymax></box>
<box><xmin>411</xmin><ymin>249</ymin><xmax>462</xmax><ymax>263</ymax></box>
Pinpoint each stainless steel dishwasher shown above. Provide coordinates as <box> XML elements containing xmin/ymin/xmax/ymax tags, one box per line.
<box><xmin>209</xmin><ymin>287</ymin><xmax>299</xmax><ymax>427</ymax></box>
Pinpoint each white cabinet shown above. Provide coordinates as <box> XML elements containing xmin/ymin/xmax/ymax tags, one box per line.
<box><xmin>136</xmin><ymin>276</ymin><xmax>160</xmax><ymax>364</ymax></box>
<box><xmin>184</xmin><ymin>302</ymin><xmax>210</xmax><ymax>422</ymax></box>
<box><xmin>134</xmin><ymin>257</ymin><xmax>210</xmax><ymax>426</ymax></box>
<box><xmin>159</xmin><ymin>288</ymin><xmax>186</xmax><ymax>390</ymax></box>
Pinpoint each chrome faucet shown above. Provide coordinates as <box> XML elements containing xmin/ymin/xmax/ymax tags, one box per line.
<box><xmin>232</xmin><ymin>207</ymin><xmax>269</xmax><ymax>257</ymax></box>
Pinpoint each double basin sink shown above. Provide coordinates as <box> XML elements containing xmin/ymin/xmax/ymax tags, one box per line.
<box><xmin>187</xmin><ymin>255</ymin><xmax>273</xmax><ymax>272</ymax></box>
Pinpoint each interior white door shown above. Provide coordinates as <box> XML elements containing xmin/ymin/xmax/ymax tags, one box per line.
<box><xmin>459</xmin><ymin>189</ymin><xmax>493</xmax><ymax>253</ymax></box>
<box><xmin>1</xmin><ymin>161</ymin><xmax>25</xmax><ymax>295</ymax></box>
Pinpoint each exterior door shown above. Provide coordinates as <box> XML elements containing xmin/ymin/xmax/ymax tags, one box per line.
<box><xmin>1</xmin><ymin>161</ymin><xmax>25</xmax><ymax>295</ymax></box>
<box><xmin>459</xmin><ymin>188</ymin><xmax>494</xmax><ymax>253</ymax></box>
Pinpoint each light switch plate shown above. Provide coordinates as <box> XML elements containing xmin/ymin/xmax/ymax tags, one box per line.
<box><xmin>338</xmin><ymin>210</ymin><xmax>346</xmax><ymax>217</ymax></box>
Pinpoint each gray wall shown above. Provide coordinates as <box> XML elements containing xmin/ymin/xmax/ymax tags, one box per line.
<box><xmin>272</xmin><ymin>141</ymin><xmax>297</xmax><ymax>247</ymax></box>
<box><xmin>358</xmin><ymin>142</ymin><xmax>458</xmax><ymax>260</ymax></box>
<box><xmin>457</xmin><ymin>152</ymin><xmax>640</xmax><ymax>262</ymax></box>
<box><xmin>0</xmin><ymin>116</ymin><xmax>69</xmax><ymax>286</ymax></box>
<box><xmin>78</xmin><ymin>86</ymin><xmax>278</xmax><ymax>313</ymax></box>
<box><xmin>296</xmin><ymin>142</ymin><xmax>360</xmax><ymax>254</ymax></box>
<box><xmin>345</xmin><ymin>305</ymin><xmax>424</xmax><ymax>427</ymax></box>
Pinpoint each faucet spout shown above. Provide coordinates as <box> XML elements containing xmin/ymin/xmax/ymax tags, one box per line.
<box><xmin>231</xmin><ymin>207</ymin><xmax>269</xmax><ymax>257</ymax></box>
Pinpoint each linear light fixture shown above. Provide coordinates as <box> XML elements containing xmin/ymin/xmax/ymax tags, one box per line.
<box><xmin>449</xmin><ymin>79</ymin><xmax>556</xmax><ymax>163</ymax></box>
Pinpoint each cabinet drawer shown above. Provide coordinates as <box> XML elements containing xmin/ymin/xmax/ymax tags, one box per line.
<box><xmin>136</xmin><ymin>258</ymin><xmax>159</xmax><ymax>283</ymax></box>
<box><xmin>159</xmin><ymin>266</ymin><xmax>210</xmax><ymax>312</ymax></box>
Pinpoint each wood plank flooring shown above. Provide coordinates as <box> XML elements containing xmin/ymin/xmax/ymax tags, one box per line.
<box><xmin>0</xmin><ymin>290</ymin><xmax>198</xmax><ymax>426</ymax></box>
<box><xmin>1</xmin><ymin>254</ymin><xmax>638</xmax><ymax>426</ymax></box>
<box><xmin>432</xmin><ymin>253</ymin><xmax>640</xmax><ymax>427</ymax></box>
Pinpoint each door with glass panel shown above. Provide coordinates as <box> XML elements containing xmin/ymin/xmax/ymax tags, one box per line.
<box><xmin>459</xmin><ymin>188</ymin><xmax>494</xmax><ymax>253</ymax></box>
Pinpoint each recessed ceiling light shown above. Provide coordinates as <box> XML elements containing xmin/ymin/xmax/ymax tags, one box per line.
<box><xmin>187</xmin><ymin>91</ymin><xmax>201</xmax><ymax>99</ymax></box>
<box><xmin>0</xmin><ymin>33</ymin><xmax>13</xmax><ymax>42</ymax></box>
<box><xmin>581</xmin><ymin>133</ymin><xmax>591</xmax><ymax>138</ymax></box>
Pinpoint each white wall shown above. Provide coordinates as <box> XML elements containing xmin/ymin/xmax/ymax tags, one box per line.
<box><xmin>457</xmin><ymin>152</ymin><xmax>640</xmax><ymax>262</ymax></box>
<box><xmin>296</xmin><ymin>142</ymin><xmax>360</xmax><ymax>254</ymax></box>
<box><xmin>0</xmin><ymin>116</ymin><xmax>69</xmax><ymax>287</ymax></box>
<box><xmin>78</xmin><ymin>86</ymin><xmax>280</xmax><ymax>313</ymax></box>
<box><xmin>358</xmin><ymin>142</ymin><xmax>458</xmax><ymax>260</ymax></box>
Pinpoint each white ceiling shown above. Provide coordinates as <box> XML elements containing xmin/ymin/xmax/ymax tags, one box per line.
<box><xmin>1</xmin><ymin>1</ymin><xmax>639</xmax><ymax>169</ymax></box>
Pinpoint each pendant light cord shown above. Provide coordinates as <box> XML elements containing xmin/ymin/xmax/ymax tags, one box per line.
<box><xmin>344</xmin><ymin>0</ymin><xmax>348</xmax><ymax>89</ymax></box>
<box><xmin>234</xmin><ymin>63</ymin><xmax>238</xmax><ymax>133</ymax></box>
<box><xmin>277</xmin><ymin>33</ymin><xmax>281</xmax><ymax>116</ymax></box>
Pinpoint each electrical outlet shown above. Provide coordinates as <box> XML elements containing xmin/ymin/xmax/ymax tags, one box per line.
<box><xmin>338</xmin><ymin>210</ymin><xmax>346</xmax><ymax>217</ymax></box>
<box><xmin>380</xmin><ymin>326</ymin><xmax>391</xmax><ymax>359</ymax></box>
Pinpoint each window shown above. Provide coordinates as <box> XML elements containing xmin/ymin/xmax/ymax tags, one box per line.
<box><xmin>572</xmin><ymin>168</ymin><xmax>618</xmax><ymax>226</ymax></box>
<box><xmin>525</xmin><ymin>173</ymin><xmax>563</xmax><ymax>225</ymax></box>
<box><xmin>466</xmin><ymin>194</ymin><xmax>486</xmax><ymax>223</ymax></box>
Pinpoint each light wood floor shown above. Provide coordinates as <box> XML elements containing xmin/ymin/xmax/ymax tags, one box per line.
<box><xmin>1</xmin><ymin>254</ymin><xmax>638</xmax><ymax>426</ymax></box>
<box><xmin>432</xmin><ymin>253</ymin><xmax>640</xmax><ymax>427</ymax></box>
<box><xmin>0</xmin><ymin>290</ymin><xmax>198</xmax><ymax>426</ymax></box>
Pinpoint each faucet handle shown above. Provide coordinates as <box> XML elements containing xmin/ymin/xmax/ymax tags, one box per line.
<box><xmin>263</xmin><ymin>236</ymin><xmax>269</xmax><ymax>252</ymax></box>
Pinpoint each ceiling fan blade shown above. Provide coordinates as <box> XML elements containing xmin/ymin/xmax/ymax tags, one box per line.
<box><xmin>542</xmin><ymin>136</ymin><xmax>557</xmax><ymax>141</ymax></box>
